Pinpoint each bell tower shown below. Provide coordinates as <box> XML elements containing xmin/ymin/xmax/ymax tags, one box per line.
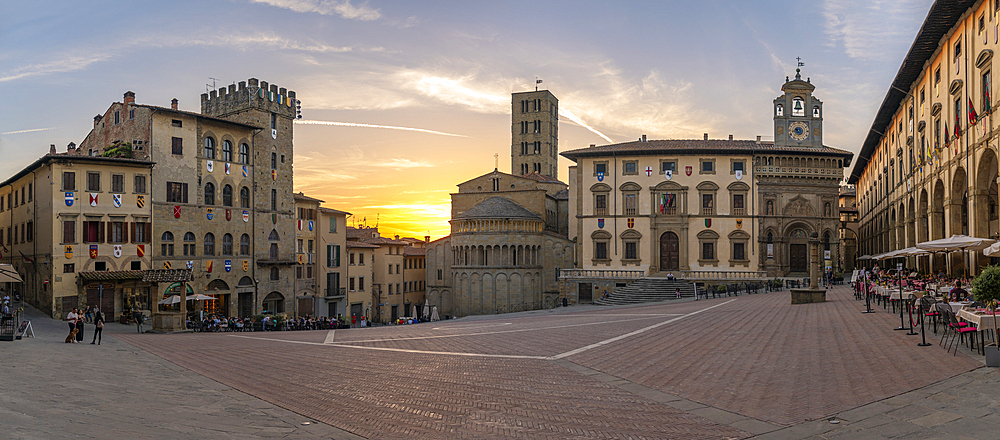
<box><xmin>511</xmin><ymin>90</ymin><xmax>559</xmax><ymax>178</ymax></box>
<box><xmin>774</xmin><ymin>67</ymin><xmax>824</xmax><ymax>148</ymax></box>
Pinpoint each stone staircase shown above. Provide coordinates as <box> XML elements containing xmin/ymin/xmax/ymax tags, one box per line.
<box><xmin>594</xmin><ymin>277</ymin><xmax>698</xmax><ymax>305</ymax></box>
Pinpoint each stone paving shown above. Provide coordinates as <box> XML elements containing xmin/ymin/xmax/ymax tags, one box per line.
<box><xmin>3</xmin><ymin>285</ymin><xmax>999</xmax><ymax>439</ymax></box>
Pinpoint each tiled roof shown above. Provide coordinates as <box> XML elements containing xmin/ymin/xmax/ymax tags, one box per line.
<box><xmin>561</xmin><ymin>139</ymin><xmax>854</xmax><ymax>160</ymax></box>
<box><xmin>134</xmin><ymin>104</ymin><xmax>261</xmax><ymax>130</ymax></box>
<box><xmin>293</xmin><ymin>192</ymin><xmax>325</xmax><ymax>203</ymax></box>
<box><xmin>142</xmin><ymin>269</ymin><xmax>194</xmax><ymax>283</ymax></box>
<box><xmin>361</xmin><ymin>237</ymin><xmax>408</xmax><ymax>246</ymax></box>
<box><xmin>347</xmin><ymin>227</ymin><xmax>379</xmax><ymax>239</ymax></box>
<box><xmin>521</xmin><ymin>172</ymin><xmax>563</xmax><ymax>183</ymax></box>
<box><xmin>455</xmin><ymin>196</ymin><xmax>540</xmax><ymax>220</ymax></box>
<box><xmin>553</xmin><ymin>189</ymin><xmax>569</xmax><ymax>200</ymax></box>
<box><xmin>2</xmin><ymin>154</ymin><xmax>155</xmax><ymax>187</ymax></box>
<box><xmin>78</xmin><ymin>270</ymin><xmax>145</xmax><ymax>282</ymax></box>
<box><xmin>403</xmin><ymin>247</ymin><xmax>426</xmax><ymax>256</ymax></box>
<box><xmin>319</xmin><ymin>207</ymin><xmax>351</xmax><ymax>215</ymax></box>
<box><xmin>347</xmin><ymin>242</ymin><xmax>380</xmax><ymax>249</ymax></box>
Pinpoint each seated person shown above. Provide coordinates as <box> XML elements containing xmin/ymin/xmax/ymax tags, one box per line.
<box><xmin>949</xmin><ymin>281</ymin><xmax>969</xmax><ymax>302</ymax></box>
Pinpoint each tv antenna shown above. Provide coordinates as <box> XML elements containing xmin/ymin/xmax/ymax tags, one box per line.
<box><xmin>206</xmin><ymin>77</ymin><xmax>220</xmax><ymax>92</ymax></box>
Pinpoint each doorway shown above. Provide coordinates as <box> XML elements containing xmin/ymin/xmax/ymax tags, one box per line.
<box><xmin>85</xmin><ymin>283</ymin><xmax>115</xmax><ymax>317</ymax></box>
<box><xmin>238</xmin><ymin>292</ymin><xmax>253</xmax><ymax>318</ymax></box>
<box><xmin>350</xmin><ymin>303</ymin><xmax>363</xmax><ymax>321</ymax></box>
<box><xmin>660</xmin><ymin>231</ymin><xmax>679</xmax><ymax>270</ymax></box>
<box><xmin>391</xmin><ymin>305</ymin><xmax>399</xmax><ymax>321</ymax></box>
<box><xmin>328</xmin><ymin>301</ymin><xmax>338</xmax><ymax>318</ymax></box>
<box><xmin>790</xmin><ymin>244</ymin><xmax>808</xmax><ymax>273</ymax></box>
<box><xmin>578</xmin><ymin>283</ymin><xmax>593</xmax><ymax>303</ymax></box>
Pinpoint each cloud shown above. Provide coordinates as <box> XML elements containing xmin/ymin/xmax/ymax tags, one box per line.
<box><xmin>248</xmin><ymin>0</ymin><xmax>381</xmax><ymax>21</ymax></box>
<box><xmin>0</xmin><ymin>53</ymin><xmax>113</xmax><ymax>83</ymax></box>
<box><xmin>370</xmin><ymin>158</ymin><xmax>435</xmax><ymax>168</ymax></box>
<box><xmin>822</xmin><ymin>0</ymin><xmax>929</xmax><ymax>60</ymax></box>
<box><xmin>1</xmin><ymin>127</ymin><xmax>59</xmax><ymax>135</ymax></box>
<box><xmin>295</xmin><ymin>119</ymin><xmax>468</xmax><ymax>137</ymax></box>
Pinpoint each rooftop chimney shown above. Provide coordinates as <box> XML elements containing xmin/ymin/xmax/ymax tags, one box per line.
<box><xmin>93</xmin><ymin>114</ymin><xmax>102</xmax><ymax>127</ymax></box>
<box><xmin>756</xmin><ymin>135</ymin><xmax>761</xmax><ymax>142</ymax></box>
<box><xmin>424</xmin><ymin>235</ymin><xmax>430</xmax><ymax>243</ymax></box>
<box><xmin>67</xmin><ymin>142</ymin><xmax>76</xmax><ymax>152</ymax></box>
<box><xmin>728</xmin><ymin>134</ymin><xmax>733</xmax><ymax>141</ymax></box>
<box><xmin>171</xmin><ymin>98</ymin><xmax>178</xmax><ymax>110</ymax></box>
<box><xmin>590</xmin><ymin>144</ymin><xmax>596</xmax><ymax>148</ymax></box>
<box><xmin>641</xmin><ymin>134</ymin><xmax>647</xmax><ymax>142</ymax></box>
<box><xmin>704</xmin><ymin>133</ymin><xmax>709</xmax><ymax>140</ymax></box>
<box><xmin>123</xmin><ymin>91</ymin><xmax>135</xmax><ymax>105</ymax></box>
<box><xmin>49</xmin><ymin>144</ymin><xmax>56</xmax><ymax>154</ymax></box>
<box><xmin>394</xmin><ymin>235</ymin><xmax>400</xmax><ymax>241</ymax></box>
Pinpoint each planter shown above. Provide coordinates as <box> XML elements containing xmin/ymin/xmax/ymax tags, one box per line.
<box><xmin>986</xmin><ymin>344</ymin><xmax>1000</xmax><ymax>368</ymax></box>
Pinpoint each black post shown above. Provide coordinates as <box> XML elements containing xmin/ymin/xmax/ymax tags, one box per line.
<box><xmin>895</xmin><ymin>265</ymin><xmax>907</xmax><ymax>330</ymax></box>
<box><xmin>917</xmin><ymin>303</ymin><xmax>932</xmax><ymax>346</ymax></box>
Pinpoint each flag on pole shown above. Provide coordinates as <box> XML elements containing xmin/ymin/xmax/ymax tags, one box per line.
<box><xmin>969</xmin><ymin>97</ymin><xmax>979</xmax><ymax>125</ymax></box>
<box><xmin>985</xmin><ymin>75</ymin><xmax>992</xmax><ymax>116</ymax></box>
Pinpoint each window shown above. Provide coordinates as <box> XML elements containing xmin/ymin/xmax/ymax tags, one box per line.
<box><xmin>161</xmin><ymin>231</ymin><xmax>174</xmax><ymax>256</ymax></box>
<box><xmin>775</xmin><ymin>104</ymin><xmax>783</xmax><ymax>116</ymax></box>
<box><xmin>269</xmin><ymin>243</ymin><xmax>278</xmax><ymax>260</ymax></box>
<box><xmin>595</xmin><ymin>242</ymin><xmax>608</xmax><ymax>260</ymax></box>
<box><xmin>270</xmin><ymin>189</ymin><xmax>277</xmax><ymax>211</ymax></box>
<box><xmin>134</xmin><ymin>221</ymin><xmax>149</xmax><ymax>243</ymax></box>
<box><xmin>792</xmin><ymin>96</ymin><xmax>805</xmax><ymax>116</ymax></box>
<box><xmin>271</xmin><ymin>152</ymin><xmax>277</xmax><ymax>169</ymax></box>
<box><xmin>592</xmin><ymin>230</ymin><xmax>611</xmax><ymax>263</ymax></box>
<box><xmin>297</xmin><ymin>239</ymin><xmax>304</xmax><ymax>253</ymax></box>
<box><xmin>204</xmin><ymin>182</ymin><xmax>215</xmax><ymax>205</ymax></box>
<box><xmin>622</xmin><ymin>161</ymin><xmax>638</xmax><ymax>175</ymax></box>
<box><xmin>222</xmin><ymin>140</ymin><xmax>233</xmax><ymax>162</ymax></box>
<box><xmin>329</xmin><ymin>217</ymin><xmax>337</xmax><ymax>233</ymax></box>
<box><xmin>83</xmin><ymin>220</ymin><xmax>102</xmax><ymax>243</ymax></box>
<box><xmin>327</xmin><ymin>244</ymin><xmax>341</xmax><ymax>267</ymax></box>
<box><xmin>594</xmin><ymin>161</ymin><xmax>607</xmax><ymax>176</ymax></box>
<box><xmin>350</xmin><ymin>252</ymin><xmax>356</xmax><ymax>265</ymax></box>
<box><xmin>111</xmin><ymin>174</ymin><xmax>124</xmax><ymax>193</ymax></box>
<box><xmin>240</xmin><ymin>234</ymin><xmax>250</xmax><ymax>255</ymax></box>
<box><xmin>239</xmin><ymin>143</ymin><xmax>249</xmax><ymax>164</ymax></box>
<box><xmin>270</xmin><ymin>267</ymin><xmax>280</xmax><ymax>281</ymax></box>
<box><xmin>702</xmin><ymin>194</ymin><xmax>714</xmax><ymax>215</ymax></box>
<box><xmin>131</xmin><ymin>261</ymin><xmax>141</xmax><ymax>270</ymax></box>
<box><xmin>296</xmin><ymin>266</ymin><xmax>303</xmax><ymax>279</ymax></box>
<box><xmin>734</xmin><ymin>242</ymin><xmax>745</xmax><ymax>260</ymax></box>
<box><xmin>134</xmin><ymin>175</ymin><xmax>146</xmax><ymax>193</ymax></box>
<box><xmin>63</xmin><ymin>219</ymin><xmax>76</xmax><ymax>243</ymax></box>
<box><xmin>183</xmin><ymin>232</ymin><xmax>196</xmax><ymax>256</ymax></box>
<box><xmin>388</xmin><ymin>264</ymin><xmax>393</xmax><ymax>274</ymax></box>
<box><xmin>733</xmin><ymin>194</ymin><xmax>745</xmax><ymax>216</ymax></box>
<box><xmin>94</xmin><ymin>261</ymin><xmax>107</xmax><ymax>271</ymax></box>
<box><xmin>359</xmin><ymin>253</ymin><xmax>364</xmax><ymax>265</ymax></box>
<box><xmin>171</xmin><ymin>119</ymin><xmax>182</xmax><ymax>127</ymax></box>
<box><xmin>984</xmin><ymin>71</ymin><xmax>992</xmax><ymax>116</ymax></box>
<box><xmin>732</xmin><ymin>161</ymin><xmax>744</xmax><ymax>174</ymax></box>
<box><xmin>114</xmin><ymin>110</ymin><xmax>120</xmax><ymax>125</ymax></box>
<box><xmin>396</xmin><ymin>264</ymin><xmax>400</xmax><ymax>273</ymax></box>
<box><xmin>240</xmin><ymin>187</ymin><xmax>250</xmax><ymax>208</ymax></box>
<box><xmin>222</xmin><ymin>233</ymin><xmax>233</xmax><ymax>255</ymax></box>
<box><xmin>437</xmin><ymin>269</ymin><xmax>442</xmax><ymax>280</ymax></box>
<box><xmin>389</xmin><ymin>284</ymin><xmax>393</xmax><ymax>295</ymax></box>
<box><xmin>110</xmin><ymin>221</ymin><xmax>124</xmax><ymax>243</ymax></box>
<box><xmin>62</xmin><ymin>172</ymin><xmax>75</xmax><ymax>191</ymax></box>
<box><xmin>204</xmin><ymin>137</ymin><xmax>216</xmax><ymax>159</ymax></box>
<box><xmin>359</xmin><ymin>276</ymin><xmax>365</xmax><ymax>291</ymax></box>
<box><xmin>624</xmin><ymin>193</ymin><xmax>637</xmax><ymax>216</ymax></box>
<box><xmin>700</xmin><ymin>160</ymin><xmax>714</xmax><ymax>173</ymax></box>
<box><xmin>87</xmin><ymin>172</ymin><xmax>101</xmax><ymax>191</ymax></box>
<box><xmin>204</xmin><ymin>233</ymin><xmax>215</xmax><ymax>255</ymax></box>
<box><xmin>350</xmin><ymin>277</ymin><xmax>356</xmax><ymax>291</ymax></box>
<box><xmin>624</xmin><ymin>242</ymin><xmax>637</xmax><ymax>260</ymax></box>
<box><xmin>64</xmin><ymin>264</ymin><xmax>75</xmax><ymax>274</ymax></box>
<box><xmin>25</xmin><ymin>221</ymin><xmax>33</xmax><ymax>242</ymax></box>
<box><xmin>166</xmin><ymin>182</ymin><xmax>188</xmax><ymax>203</ymax></box>
<box><xmin>327</xmin><ymin>273</ymin><xmax>340</xmax><ymax>296</ymax></box>
<box><xmin>171</xmin><ymin>137</ymin><xmax>183</xmax><ymax>155</ymax></box>
<box><xmin>660</xmin><ymin>161</ymin><xmax>676</xmax><ymax>175</ymax></box>
<box><xmin>271</xmin><ymin>113</ymin><xmax>277</xmax><ymax>130</ymax></box>
<box><xmin>222</xmin><ymin>185</ymin><xmax>233</xmax><ymax>206</ymax></box>
<box><xmin>702</xmin><ymin>242</ymin><xmax>714</xmax><ymax>260</ymax></box>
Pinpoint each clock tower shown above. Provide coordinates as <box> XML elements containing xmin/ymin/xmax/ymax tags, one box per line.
<box><xmin>773</xmin><ymin>68</ymin><xmax>823</xmax><ymax>149</ymax></box>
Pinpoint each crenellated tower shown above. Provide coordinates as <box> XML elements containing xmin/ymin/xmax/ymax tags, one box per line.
<box><xmin>201</xmin><ymin>78</ymin><xmax>298</xmax><ymax>305</ymax></box>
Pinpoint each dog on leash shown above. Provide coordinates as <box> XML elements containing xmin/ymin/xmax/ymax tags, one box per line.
<box><xmin>65</xmin><ymin>328</ymin><xmax>79</xmax><ymax>343</ymax></box>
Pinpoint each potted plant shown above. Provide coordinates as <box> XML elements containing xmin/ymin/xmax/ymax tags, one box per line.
<box><xmin>972</xmin><ymin>265</ymin><xmax>1000</xmax><ymax>367</ymax></box>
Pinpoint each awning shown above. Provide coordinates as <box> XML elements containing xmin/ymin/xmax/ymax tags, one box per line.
<box><xmin>0</xmin><ymin>264</ymin><xmax>23</xmax><ymax>283</ymax></box>
<box><xmin>78</xmin><ymin>270</ymin><xmax>145</xmax><ymax>282</ymax></box>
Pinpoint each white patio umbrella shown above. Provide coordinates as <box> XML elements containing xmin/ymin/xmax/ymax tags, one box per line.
<box><xmin>430</xmin><ymin>306</ymin><xmax>439</xmax><ymax>321</ymax></box>
<box><xmin>983</xmin><ymin>241</ymin><xmax>1000</xmax><ymax>257</ymax></box>
<box><xmin>422</xmin><ymin>299</ymin><xmax>430</xmax><ymax>319</ymax></box>
<box><xmin>187</xmin><ymin>294</ymin><xmax>217</xmax><ymax>301</ymax></box>
<box><xmin>857</xmin><ymin>255</ymin><xmax>873</xmax><ymax>261</ymax></box>
<box><xmin>157</xmin><ymin>295</ymin><xmax>182</xmax><ymax>305</ymax></box>
<box><xmin>0</xmin><ymin>263</ymin><xmax>23</xmax><ymax>283</ymax></box>
<box><xmin>411</xmin><ymin>304</ymin><xmax>418</xmax><ymax>319</ymax></box>
<box><xmin>917</xmin><ymin>235</ymin><xmax>996</xmax><ymax>277</ymax></box>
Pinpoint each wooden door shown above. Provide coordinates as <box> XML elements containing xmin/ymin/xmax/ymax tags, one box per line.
<box><xmin>578</xmin><ymin>283</ymin><xmax>593</xmax><ymax>303</ymax></box>
<box><xmin>660</xmin><ymin>232</ymin><xmax>679</xmax><ymax>270</ymax></box>
<box><xmin>790</xmin><ymin>244</ymin><xmax>808</xmax><ymax>272</ymax></box>
<box><xmin>86</xmin><ymin>283</ymin><xmax>115</xmax><ymax>315</ymax></box>
<box><xmin>238</xmin><ymin>292</ymin><xmax>253</xmax><ymax>318</ymax></box>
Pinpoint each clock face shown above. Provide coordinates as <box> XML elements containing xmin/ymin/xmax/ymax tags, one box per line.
<box><xmin>789</xmin><ymin>121</ymin><xmax>809</xmax><ymax>141</ymax></box>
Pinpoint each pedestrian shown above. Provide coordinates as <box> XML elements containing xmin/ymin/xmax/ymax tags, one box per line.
<box><xmin>675</xmin><ymin>288</ymin><xmax>681</xmax><ymax>299</ymax></box>
<box><xmin>360</xmin><ymin>315</ymin><xmax>366</xmax><ymax>327</ymax></box>
<box><xmin>91</xmin><ymin>308</ymin><xmax>104</xmax><ymax>345</ymax></box>
<box><xmin>133</xmin><ymin>307</ymin><xmax>144</xmax><ymax>333</ymax></box>
<box><xmin>84</xmin><ymin>306</ymin><xmax>93</xmax><ymax>324</ymax></box>
<box><xmin>351</xmin><ymin>314</ymin><xmax>356</xmax><ymax>328</ymax></box>
<box><xmin>66</xmin><ymin>308</ymin><xmax>79</xmax><ymax>342</ymax></box>
<box><xmin>2</xmin><ymin>301</ymin><xmax>10</xmax><ymax>315</ymax></box>
<box><xmin>75</xmin><ymin>308</ymin><xmax>86</xmax><ymax>343</ymax></box>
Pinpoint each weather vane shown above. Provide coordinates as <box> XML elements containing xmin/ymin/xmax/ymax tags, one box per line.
<box><xmin>494</xmin><ymin>153</ymin><xmax>499</xmax><ymax>170</ymax></box>
<box><xmin>796</xmin><ymin>57</ymin><xmax>804</xmax><ymax>67</ymax></box>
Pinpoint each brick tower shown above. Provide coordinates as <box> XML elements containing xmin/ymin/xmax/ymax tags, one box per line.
<box><xmin>511</xmin><ymin>90</ymin><xmax>558</xmax><ymax>179</ymax></box>
<box><xmin>201</xmin><ymin>78</ymin><xmax>298</xmax><ymax>314</ymax></box>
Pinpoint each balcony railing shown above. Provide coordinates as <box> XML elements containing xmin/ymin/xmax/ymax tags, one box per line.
<box><xmin>680</xmin><ymin>270</ymin><xmax>768</xmax><ymax>281</ymax></box>
<box><xmin>732</xmin><ymin>208</ymin><xmax>745</xmax><ymax>216</ymax></box>
<box><xmin>326</xmin><ymin>287</ymin><xmax>347</xmax><ymax>297</ymax></box>
<box><xmin>624</xmin><ymin>207</ymin><xmax>637</xmax><ymax>216</ymax></box>
<box><xmin>595</xmin><ymin>207</ymin><xmax>607</xmax><ymax>216</ymax></box>
<box><xmin>701</xmin><ymin>207</ymin><xmax>714</xmax><ymax>216</ymax></box>
<box><xmin>664</xmin><ymin>207</ymin><xmax>677</xmax><ymax>215</ymax></box>
<box><xmin>559</xmin><ymin>269</ymin><xmax>646</xmax><ymax>280</ymax></box>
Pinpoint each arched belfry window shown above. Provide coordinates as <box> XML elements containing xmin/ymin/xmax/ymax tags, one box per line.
<box><xmin>792</xmin><ymin>97</ymin><xmax>805</xmax><ymax>116</ymax></box>
<box><xmin>775</xmin><ymin>104</ymin><xmax>783</xmax><ymax>117</ymax></box>
<box><xmin>813</xmin><ymin>106</ymin><xmax>820</xmax><ymax>118</ymax></box>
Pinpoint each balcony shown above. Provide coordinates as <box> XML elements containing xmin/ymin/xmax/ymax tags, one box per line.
<box><xmin>559</xmin><ymin>269</ymin><xmax>646</xmax><ymax>280</ymax></box>
<box><xmin>326</xmin><ymin>287</ymin><xmax>347</xmax><ymax>298</ymax></box>
<box><xmin>664</xmin><ymin>207</ymin><xmax>677</xmax><ymax>215</ymax></box>
<box><xmin>701</xmin><ymin>207</ymin><xmax>714</xmax><ymax>216</ymax></box>
<box><xmin>595</xmin><ymin>207</ymin><xmax>607</xmax><ymax>216</ymax></box>
<box><xmin>732</xmin><ymin>208</ymin><xmax>745</xmax><ymax>216</ymax></box>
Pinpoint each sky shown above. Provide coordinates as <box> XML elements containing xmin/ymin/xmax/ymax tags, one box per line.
<box><xmin>1</xmin><ymin>0</ymin><xmax>934</xmax><ymax>239</ymax></box>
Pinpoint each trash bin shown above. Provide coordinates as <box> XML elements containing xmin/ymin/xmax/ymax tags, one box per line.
<box><xmin>0</xmin><ymin>316</ymin><xmax>15</xmax><ymax>341</ymax></box>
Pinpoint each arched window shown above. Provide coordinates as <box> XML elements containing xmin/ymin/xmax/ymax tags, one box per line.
<box><xmin>161</xmin><ymin>231</ymin><xmax>174</xmax><ymax>256</ymax></box>
<box><xmin>268</xmin><ymin>229</ymin><xmax>279</xmax><ymax>260</ymax></box>
<box><xmin>204</xmin><ymin>137</ymin><xmax>216</xmax><ymax>159</ymax></box>
<box><xmin>222</xmin><ymin>185</ymin><xmax>233</xmax><ymax>207</ymax></box>
<box><xmin>239</xmin><ymin>143</ymin><xmax>249</xmax><ymax>164</ymax></box>
<box><xmin>240</xmin><ymin>234</ymin><xmax>250</xmax><ymax>255</ymax></box>
<box><xmin>204</xmin><ymin>182</ymin><xmax>215</xmax><ymax>205</ymax></box>
<box><xmin>204</xmin><ymin>233</ymin><xmax>215</xmax><ymax>256</ymax></box>
<box><xmin>792</xmin><ymin>97</ymin><xmax>805</xmax><ymax>116</ymax></box>
<box><xmin>775</xmin><ymin>104</ymin><xmax>783</xmax><ymax>117</ymax></box>
<box><xmin>268</xmin><ymin>229</ymin><xmax>279</xmax><ymax>241</ymax></box>
<box><xmin>183</xmin><ymin>232</ymin><xmax>196</xmax><ymax>256</ymax></box>
<box><xmin>222</xmin><ymin>233</ymin><xmax>233</xmax><ymax>255</ymax></box>
<box><xmin>222</xmin><ymin>140</ymin><xmax>233</xmax><ymax>162</ymax></box>
<box><xmin>240</xmin><ymin>186</ymin><xmax>250</xmax><ymax>208</ymax></box>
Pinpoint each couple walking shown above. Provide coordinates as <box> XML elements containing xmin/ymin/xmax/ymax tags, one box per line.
<box><xmin>66</xmin><ymin>307</ymin><xmax>105</xmax><ymax>344</ymax></box>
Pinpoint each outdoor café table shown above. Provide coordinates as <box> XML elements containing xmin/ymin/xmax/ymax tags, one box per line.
<box><xmin>956</xmin><ymin>309</ymin><xmax>998</xmax><ymax>355</ymax></box>
<box><xmin>935</xmin><ymin>302</ymin><xmax>972</xmax><ymax>313</ymax></box>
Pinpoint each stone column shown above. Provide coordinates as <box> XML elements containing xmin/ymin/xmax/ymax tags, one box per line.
<box><xmin>809</xmin><ymin>233</ymin><xmax>820</xmax><ymax>289</ymax></box>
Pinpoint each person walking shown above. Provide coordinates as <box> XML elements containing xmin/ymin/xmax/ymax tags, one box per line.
<box><xmin>66</xmin><ymin>308</ymin><xmax>79</xmax><ymax>343</ymax></box>
<box><xmin>91</xmin><ymin>308</ymin><xmax>104</xmax><ymax>345</ymax></box>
